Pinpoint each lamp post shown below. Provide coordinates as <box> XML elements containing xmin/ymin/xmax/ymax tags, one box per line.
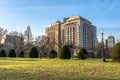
<box><xmin>101</xmin><ymin>29</ymin><xmax>106</xmax><ymax>62</ymax></box>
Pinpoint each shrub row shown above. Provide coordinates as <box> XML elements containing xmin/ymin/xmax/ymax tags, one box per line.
<box><xmin>59</xmin><ymin>45</ymin><xmax>93</xmax><ymax>60</ymax></box>
<box><xmin>0</xmin><ymin>49</ymin><xmax>24</xmax><ymax>58</ymax></box>
<box><xmin>0</xmin><ymin>46</ymin><xmax>93</xmax><ymax>60</ymax></box>
<box><xmin>1</xmin><ymin>43</ymin><xmax>120</xmax><ymax>62</ymax></box>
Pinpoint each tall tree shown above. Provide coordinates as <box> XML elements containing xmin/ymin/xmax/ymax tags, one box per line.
<box><xmin>0</xmin><ymin>27</ymin><xmax>7</xmax><ymax>44</ymax></box>
<box><xmin>24</xmin><ymin>26</ymin><xmax>33</xmax><ymax>57</ymax></box>
<box><xmin>24</xmin><ymin>25</ymin><xmax>33</xmax><ymax>45</ymax></box>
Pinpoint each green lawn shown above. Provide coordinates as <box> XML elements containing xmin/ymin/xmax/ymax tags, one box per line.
<box><xmin>0</xmin><ymin>58</ymin><xmax>119</xmax><ymax>80</ymax></box>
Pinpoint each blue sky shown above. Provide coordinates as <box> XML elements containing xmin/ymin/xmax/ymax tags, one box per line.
<box><xmin>0</xmin><ymin>0</ymin><xmax>120</xmax><ymax>42</ymax></box>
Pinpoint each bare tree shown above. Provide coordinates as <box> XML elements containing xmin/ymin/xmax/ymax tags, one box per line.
<box><xmin>96</xmin><ymin>41</ymin><xmax>102</xmax><ymax>58</ymax></box>
<box><xmin>0</xmin><ymin>27</ymin><xmax>7</xmax><ymax>44</ymax></box>
<box><xmin>9</xmin><ymin>31</ymin><xmax>24</xmax><ymax>57</ymax></box>
<box><xmin>9</xmin><ymin>31</ymin><xmax>20</xmax><ymax>49</ymax></box>
<box><xmin>19</xmin><ymin>33</ymin><xmax>24</xmax><ymax>51</ymax></box>
<box><xmin>35</xmin><ymin>35</ymin><xmax>45</xmax><ymax>47</ymax></box>
<box><xmin>35</xmin><ymin>35</ymin><xmax>46</xmax><ymax>57</ymax></box>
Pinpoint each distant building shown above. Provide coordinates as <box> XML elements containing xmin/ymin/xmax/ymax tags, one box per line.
<box><xmin>105</xmin><ymin>39</ymin><xmax>108</xmax><ymax>48</ymax></box>
<box><xmin>45</xmin><ymin>16</ymin><xmax>97</xmax><ymax>56</ymax></box>
<box><xmin>105</xmin><ymin>35</ymin><xmax>115</xmax><ymax>57</ymax></box>
<box><xmin>107</xmin><ymin>36</ymin><xmax>115</xmax><ymax>48</ymax></box>
<box><xmin>63</xmin><ymin>17</ymin><xmax>69</xmax><ymax>23</ymax></box>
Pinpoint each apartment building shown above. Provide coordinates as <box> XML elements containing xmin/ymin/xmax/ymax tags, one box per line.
<box><xmin>61</xmin><ymin>16</ymin><xmax>96</xmax><ymax>56</ymax></box>
<box><xmin>45</xmin><ymin>16</ymin><xmax>96</xmax><ymax>56</ymax></box>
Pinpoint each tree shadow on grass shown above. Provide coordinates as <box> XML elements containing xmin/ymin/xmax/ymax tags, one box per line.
<box><xmin>0</xmin><ymin>58</ymin><xmax>39</xmax><ymax>62</ymax></box>
<box><xmin>105</xmin><ymin>60</ymin><xmax>114</xmax><ymax>62</ymax></box>
<box><xmin>105</xmin><ymin>59</ymin><xmax>120</xmax><ymax>63</ymax></box>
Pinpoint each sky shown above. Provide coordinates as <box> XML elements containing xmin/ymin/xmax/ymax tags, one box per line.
<box><xmin>0</xmin><ymin>0</ymin><xmax>120</xmax><ymax>42</ymax></box>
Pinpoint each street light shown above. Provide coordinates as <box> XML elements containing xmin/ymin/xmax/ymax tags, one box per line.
<box><xmin>101</xmin><ymin>29</ymin><xmax>106</xmax><ymax>62</ymax></box>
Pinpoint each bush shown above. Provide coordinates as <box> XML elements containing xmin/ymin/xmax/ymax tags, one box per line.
<box><xmin>43</xmin><ymin>52</ymin><xmax>47</xmax><ymax>57</ymax></box>
<box><xmin>19</xmin><ymin>51</ymin><xmax>24</xmax><ymax>57</ymax></box>
<box><xmin>8</xmin><ymin>49</ymin><xmax>16</xmax><ymax>57</ymax></box>
<box><xmin>88</xmin><ymin>52</ymin><xmax>95</xmax><ymax>58</ymax></box>
<box><xmin>59</xmin><ymin>45</ymin><xmax>71</xmax><ymax>59</ymax></box>
<box><xmin>78</xmin><ymin>48</ymin><xmax>88</xmax><ymax>59</ymax></box>
<box><xmin>29</xmin><ymin>47</ymin><xmax>38</xmax><ymax>58</ymax></box>
<box><xmin>0</xmin><ymin>50</ymin><xmax>7</xmax><ymax>57</ymax></box>
<box><xmin>49</xmin><ymin>50</ymin><xmax>57</xmax><ymax>58</ymax></box>
<box><xmin>111</xmin><ymin>43</ymin><xmax>120</xmax><ymax>61</ymax></box>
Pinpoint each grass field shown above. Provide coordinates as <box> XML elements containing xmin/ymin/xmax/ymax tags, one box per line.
<box><xmin>0</xmin><ymin>58</ymin><xmax>120</xmax><ymax>80</ymax></box>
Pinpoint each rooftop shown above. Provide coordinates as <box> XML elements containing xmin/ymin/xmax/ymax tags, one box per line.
<box><xmin>67</xmin><ymin>16</ymin><xmax>91</xmax><ymax>24</ymax></box>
